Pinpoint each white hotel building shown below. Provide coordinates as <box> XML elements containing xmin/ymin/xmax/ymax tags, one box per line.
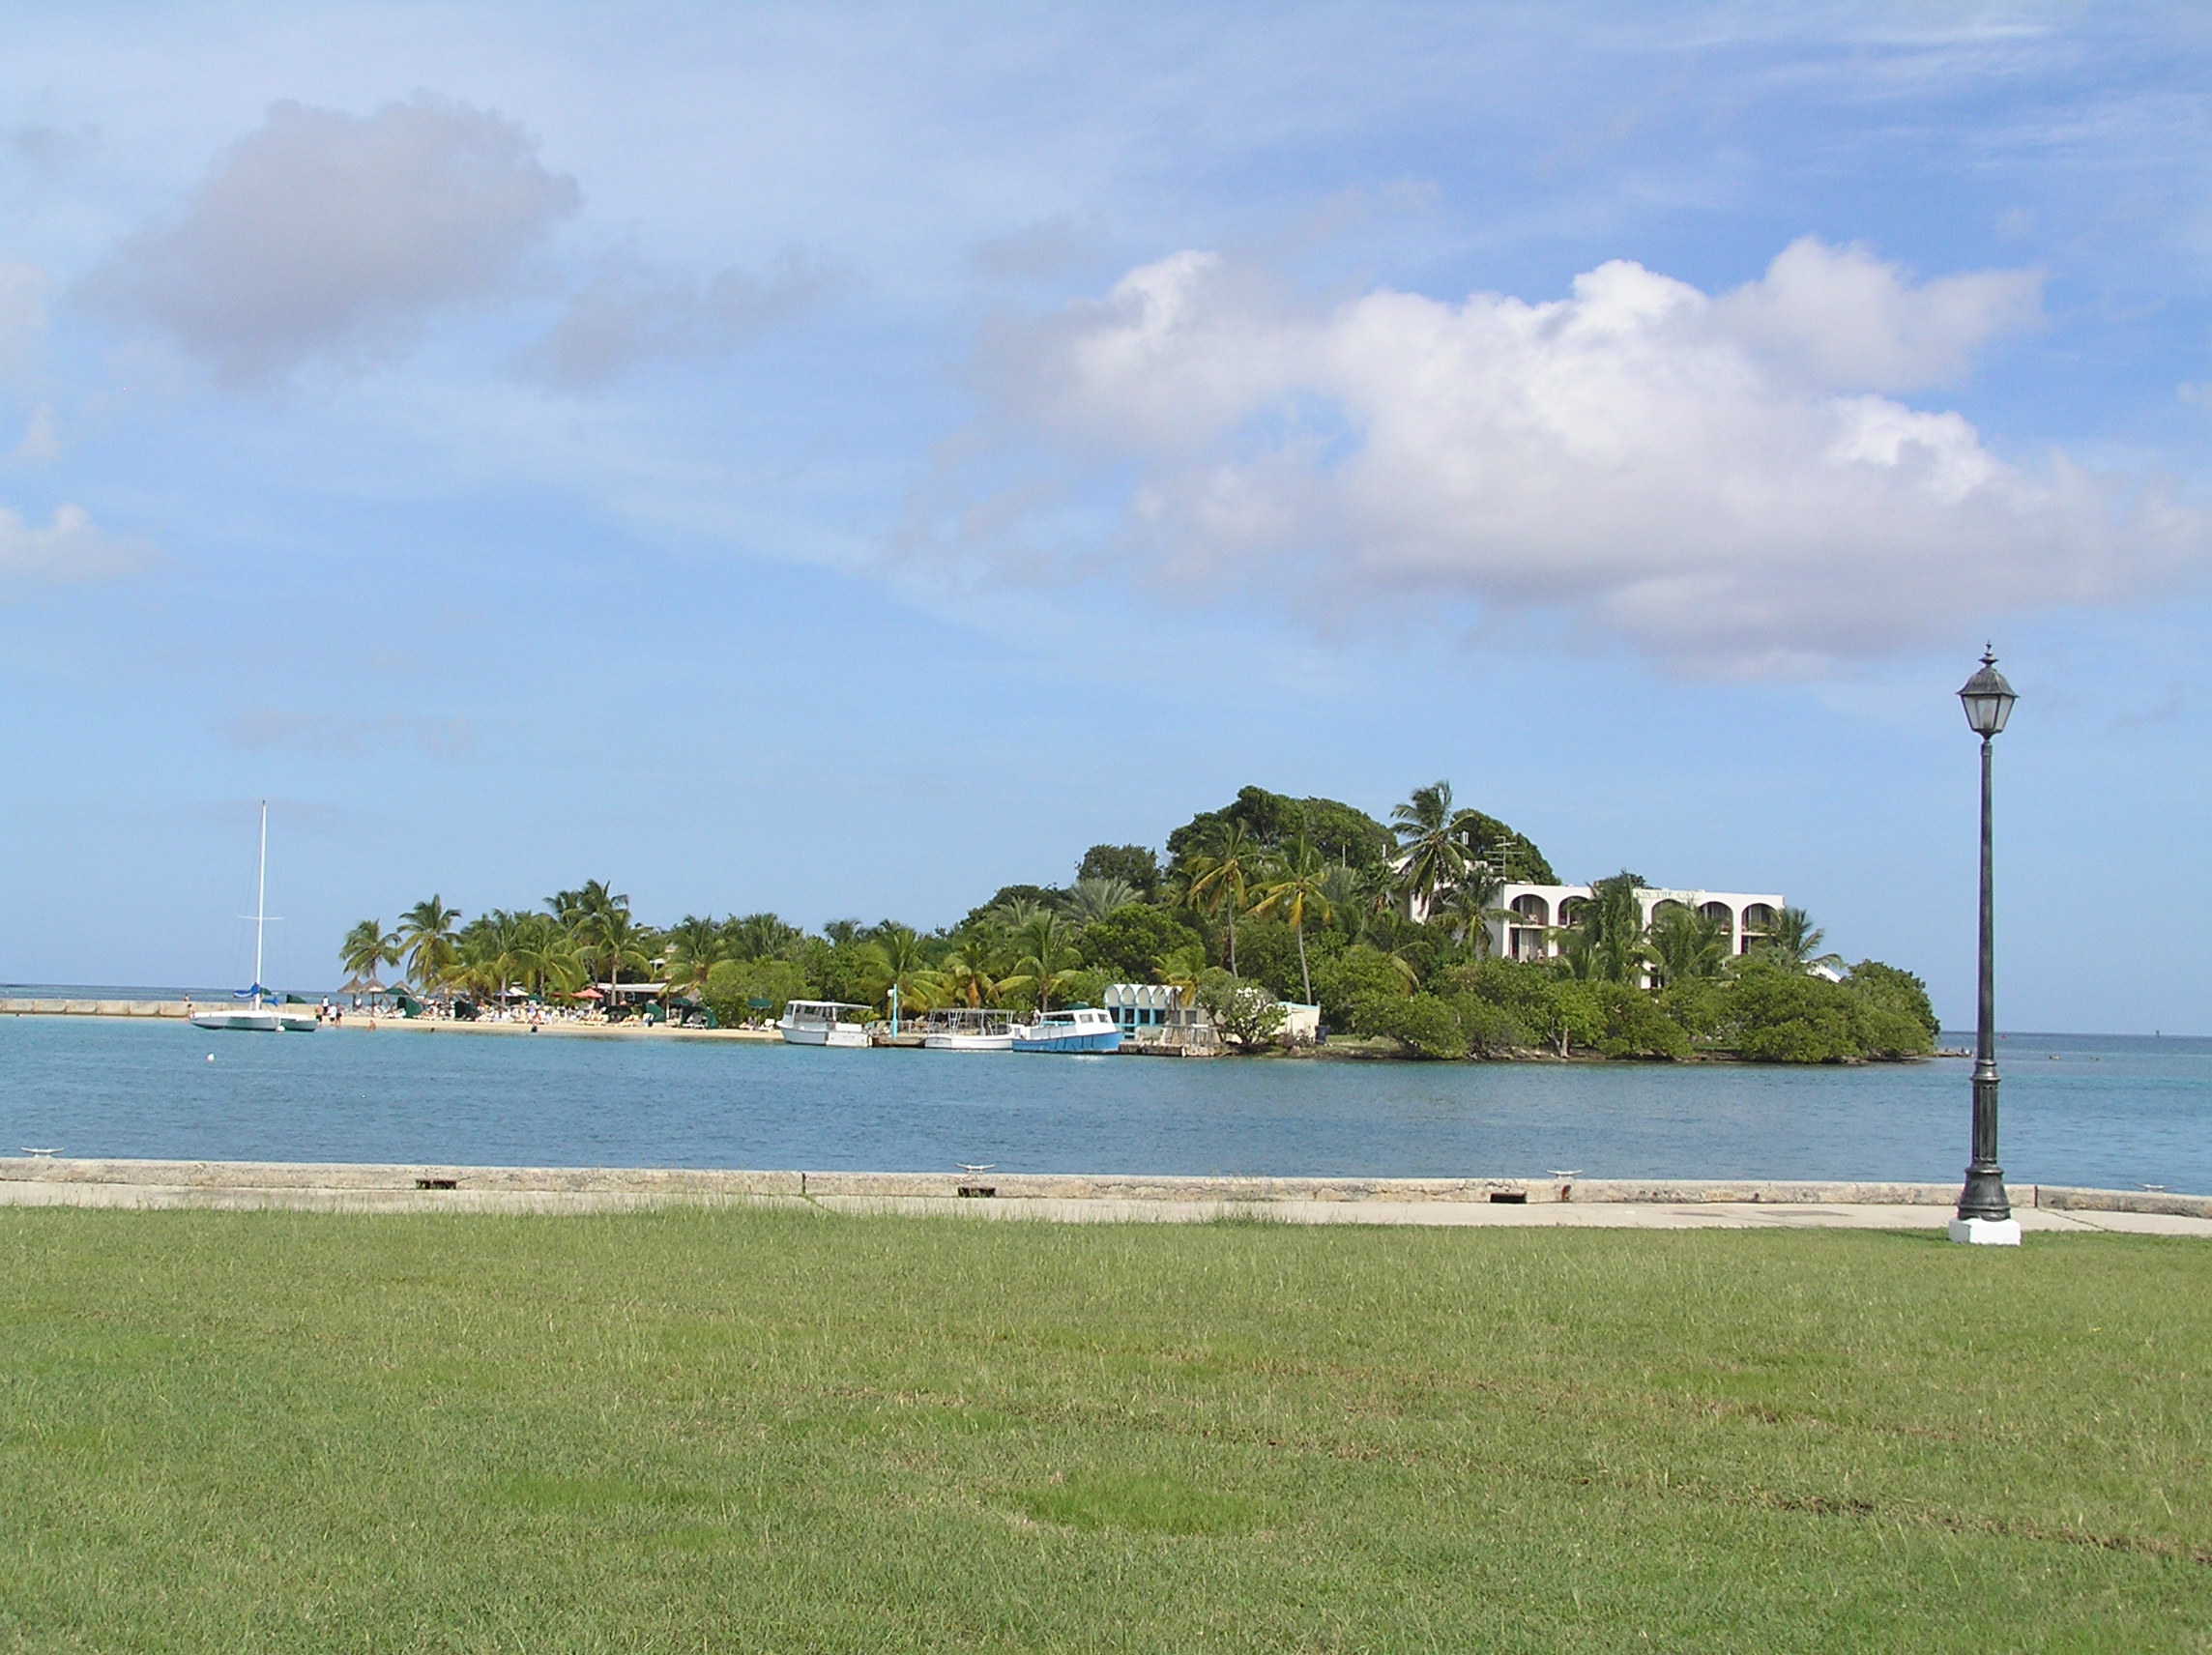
<box><xmin>1484</xmin><ymin>885</ymin><xmax>1786</xmax><ymax>964</ymax></box>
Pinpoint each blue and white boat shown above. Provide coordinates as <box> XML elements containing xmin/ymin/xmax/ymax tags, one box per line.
<box><xmin>1009</xmin><ymin>1006</ymin><xmax>1122</xmax><ymax>1054</ymax></box>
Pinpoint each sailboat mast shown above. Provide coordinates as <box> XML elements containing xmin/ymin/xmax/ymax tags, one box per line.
<box><xmin>253</xmin><ymin>800</ymin><xmax>268</xmax><ymax>1006</ymax></box>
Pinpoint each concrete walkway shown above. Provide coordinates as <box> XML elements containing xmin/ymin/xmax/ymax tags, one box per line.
<box><xmin>2</xmin><ymin>1159</ymin><xmax>2207</xmax><ymax>1236</ymax></box>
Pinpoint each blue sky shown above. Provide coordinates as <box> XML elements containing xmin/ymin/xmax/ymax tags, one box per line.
<box><xmin>0</xmin><ymin>3</ymin><xmax>2206</xmax><ymax>1031</ymax></box>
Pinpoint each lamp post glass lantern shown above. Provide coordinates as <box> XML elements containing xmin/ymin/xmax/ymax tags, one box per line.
<box><xmin>1952</xmin><ymin>648</ymin><xmax>2022</xmax><ymax>1246</ymax></box>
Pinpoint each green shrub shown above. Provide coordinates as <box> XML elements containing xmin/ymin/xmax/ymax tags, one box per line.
<box><xmin>1845</xmin><ymin>961</ymin><xmax>1940</xmax><ymax>1052</ymax></box>
<box><xmin>1229</xmin><ymin>920</ymin><xmax>1339</xmax><ymax>1002</ymax></box>
<box><xmin>1724</xmin><ymin>963</ymin><xmax>1866</xmax><ymax>1062</ymax></box>
<box><xmin>1351</xmin><ymin>991</ymin><xmax>1468</xmax><ymax>1060</ymax></box>
<box><xmin>1077</xmin><ymin>904</ymin><xmax>1201</xmax><ymax>982</ymax></box>
<box><xmin>1590</xmin><ymin>983</ymin><xmax>1690</xmax><ymax>1060</ymax></box>
<box><xmin>1449</xmin><ymin>994</ymin><xmax>1528</xmax><ymax>1057</ymax></box>
<box><xmin>702</xmin><ymin>958</ymin><xmax>814</xmax><ymax>1025</ymax></box>
<box><xmin>1311</xmin><ymin>944</ymin><xmax>1411</xmax><ymax>1029</ymax></box>
<box><xmin>1195</xmin><ymin>970</ymin><xmax>1287</xmax><ymax>1050</ymax></box>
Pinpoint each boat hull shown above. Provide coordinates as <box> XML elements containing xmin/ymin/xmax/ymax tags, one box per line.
<box><xmin>922</xmin><ymin>1032</ymin><xmax>1014</xmax><ymax>1052</ymax></box>
<box><xmin>779</xmin><ymin>1024</ymin><xmax>869</xmax><ymax>1048</ymax></box>
<box><xmin>191</xmin><ymin>1011</ymin><xmax>281</xmax><ymax>1032</ymax></box>
<box><xmin>1011</xmin><ymin>1029</ymin><xmax>1122</xmax><ymax>1054</ymax></box>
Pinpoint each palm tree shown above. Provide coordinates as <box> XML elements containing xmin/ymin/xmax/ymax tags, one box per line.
<box><xmin>545</xmin><ymin>880</ymin><xmax>626</xmax><ymax>929</ymax></box>
<box><xmin>397</xmin><ymin>896</ymin><xmax>461</xmax><ymax>993</ymax></box>
<box><xmin>1389</xmin><ymin>780</ymin><xmax>1476</xmax><ymax>918</ymax></box>
<box><xmin>1574</xmin><ymin>873</ymin><xmax>1651</xmax><ymax>986</ymax></box>
<box><xmin>1249</xmin><ymin>834</ymin><xmax>1334</xmax><ymax>1005</ymax></box>
<box><xmin>663</xmin><ymin>915</ymin><xmax>724</xmax><ymax>997</ymax></box>
<box><xmin>1647</xmin><ymin>903</ymin><xmax>1727</xmax><ymax>987</ymax></box>
<box><xmin>858</xmin><ymin>923</ymin><xmax>943</xmax><ymax>1016</ymax></box>
<box><xmin>1182</xmin><ymin>820</ymin><xmax>1258</xmax><ymax>976</ymax></box>
<box><xmin>1155</xmin><ymin>943</ymin><xmax>1208</xmax><ymax>1004</ymax></box>
<box><xmin>936</xmin><ymin>944</ymin><xmax>999</xmax><ymax>1009</ymax></box>
<box><xmin>1761</xmin><ymin>908</ymin><xmax>1846</xmax><ymax>976</ymax></box>
<box><xmin>1063</xmin><ymin>876</ymin><xmax>1137</xmax><ymax>923</ymax></box>
<box><xmin>510</xmin><ymin>912</ymin><xmax>585</xmax><ymax>999</ymax></box>
<box><xmin>1000</xmin><ymin>910</ymin><xmax>1084</xmax><ymax>1014</ymax></box>
<box><xmin>1552</xmin><ymin>921</ymin><xmax>1600</xmax><ymax>980</ymax></box>
<box><xmin>1431</xmin><ymin>862</ymin><xmax>1510</xmax><ymax>958</ymax></box>
<box><xmin>723</xmin><ymin>911</ymin><xmax>801</xmax><ymax>962</ymax></box>
<box><xmin>581</xmin><ymin>906</ymin><xmax>654</xmax><ymax>994</ymax></box>
<box><xmin>338</xmin><ymin>918</ymin><xmax>398</xmax><ymax>992</ymax></box>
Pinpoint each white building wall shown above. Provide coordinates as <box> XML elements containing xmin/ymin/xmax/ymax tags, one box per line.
<box><xmin>1485</xmin><ymin>885</ymin><xmax>1787</xmax><ymax>964</ymax></box>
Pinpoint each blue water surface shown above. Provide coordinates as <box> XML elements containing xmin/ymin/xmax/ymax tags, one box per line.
<box><xmin>1</xmin><ymin>1018</ymin><xmax>2205</xmax><ymax>1192</ymax></box>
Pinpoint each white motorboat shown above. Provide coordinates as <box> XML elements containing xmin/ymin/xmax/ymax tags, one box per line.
<box><xmin>191</xmin><ymin>801</ymin><xmax>311</xmax><ymax>1033</ymax></box>
<box><xmin>777</xmin><ymin>1000</ymin><xmax>872</xmax><ymax>1047</ymax></box>
<box><xmin>920</xmin><ymin>1007</ymin><xmax>1015</xmax><ymax>1052</ymax></box>
<box><xmin>1009</xmin><ymin>1006</ymin><xmax>1122</xmax><ymax>1054</ymax></box>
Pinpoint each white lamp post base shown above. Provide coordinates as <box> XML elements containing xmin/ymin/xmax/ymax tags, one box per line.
<box><xmin>1948</xmin><ymin>1216</ymin><xmax>2023</xmax><ymax>1246</ymax></box>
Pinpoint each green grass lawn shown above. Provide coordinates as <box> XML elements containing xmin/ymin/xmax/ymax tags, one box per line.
<box><xmin>1</xmin><ymin>1208</ymin><xmax>2206</xmax><ymax>1653</ymax></box>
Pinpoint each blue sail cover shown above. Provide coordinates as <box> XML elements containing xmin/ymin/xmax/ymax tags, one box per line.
<box><xmin>233</xmin><ymin>984</ymin><xmax>274</xmax><ymax>1000</ymax></box>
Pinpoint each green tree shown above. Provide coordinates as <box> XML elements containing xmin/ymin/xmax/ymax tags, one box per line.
<box><xmin>1761</xmin><ymin>907</ymin><xmax>1846</xmax><ymax>975</ymax></box>
<box><xmin>722</xmin><ymin>912</ymin><xmax>803</xmax><ymax>962</ymax></box>
<box><xmin>577</xmin><ymin>907</ymin><xmax>654</xmax><ymax>993</ymax></box>
<box><xmin>1194</xmin><ymin>969</ymin><xmax>1287</xmax><ymax>1051</ymax></box>
<box><xmin>1350</xmin><ymin>990</ymin><xmax>1467</xmax><ymax>1060</ymax></box>
<box><xmin>1078</xmin><ymin>904</ymin><xmax>1200</xmax><ymax>982</ymax></box>
<box><xmin>1845</xmin><ymin>960</ymin><xmax>1940</xmax><ymax>1047</ymax></box>
<box><xmin>1248</xmin><ymin>833</ymin><xmax>1333</xmax><ymax>1005</ymax></box>
<box><xmin>1447</xmin><ymin>993</ymin><xmax>1528</xmax><ymax>1057</ymax></box>
<box><xmin>1570</xmin><ymin>873</ymin><xmax>1650</xmax><ymax>986</ymax></box>
<box><xmin>856</xmin><ymin>923</ymin><xmax>942</xmax><ymax>1016</ymax></box>
<box><xmin>702</xmin><ymin>957</ymin><xmax>812</xmax><ymax>1025</ymax></box>
<box><xmin>1310</xmin><ymin>944</ymin><xmax>1412</xmax><ymax>1030</ymax></box>
<box><xmin>1076</xmin><ymin>844</ymin><xmax>1160</xmax><ymax>898</ymax></box>
<box><xmin>1723</xmin><ymin>960</ymin><xmax>1864</xmax><ymax>1061</ymax></box>
<box><xmin>1648</xmin><ymin>902</ymin><xmax>1728</xmax><ymax>988</ymax></box>
<box><xmin>396</xmin><ymin>896</ymin><xmax>461</xmax><ymax>993</ymax></box>
<box><xmin>1166</xmin><ymin>786</ymin><xmax>1392</xmax><ymax>871</ymax></box>
<box><xmin>1000</xmin><ymin>911</ymin><xmax>1084</xmax><ymax>1014</ymax></box>
<box><xmin>1182</xmin><ymin>820</ymin><xmax>1259</xmax><ymax>977</ymax></box>
<box><xmin>338</xmin><ymin>919</ymin><xmax>398</xmax><ymax>991</ymax></box>
<box><xmin>1063</xmin><ymin>877</ymin><xmax>1138</xmax><ymax>923</ymax></box>
<box><xmin>509</xmin><ymin>912</ymin><xmax>584</xmax><ymax>998</ymax></box>
<box><xmin>935</xmin><ymin>944</ymin><xmax>1000</xmax><ymax>1009</ymax></box>
<box><xmin>1589</xmin><ymin>982</ymin><xmax>1690</xmax><ymax>1060</ymax></box>
<box><xmin>1528</xmin><ymin>977</ymin><xmax>1606</xmax><ymax>1057</ymax></box>
<box><xmin>1389</xmin><ymin>780</ymin><xmax>1476</xmax><ymax>915</ymax></box>
<box><xmin>1429</xmin><ymin>862</ymin><xmax>1509</xmax><ymax>958</ymax></box>
<box><xmin>662</xmin><ymin>915</ymin><xmax>724</xmax><ymax>998</ymax></box>
<box><xmin>545</xmin><ymin>880</ymin><xmax>624</xmax><ymax>931</ymax></box>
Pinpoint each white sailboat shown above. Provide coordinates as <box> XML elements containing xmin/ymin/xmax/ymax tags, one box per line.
<box><xmin>192</xmin><ymin>801</ymin><xmax>314</xmax><ymax>1033</ymax></box>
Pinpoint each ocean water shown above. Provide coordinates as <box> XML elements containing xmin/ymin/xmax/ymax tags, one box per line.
<box><xmin>2</xmin><ymin>1017</ymin><xmax>2205</xmax><ymax>1193</ymax></box>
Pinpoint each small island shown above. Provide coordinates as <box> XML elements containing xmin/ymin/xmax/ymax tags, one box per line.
<box><xmin>339</xmin><ymin>780</ymin><xmax>1938</xmax><ymax>1064</ymax></box>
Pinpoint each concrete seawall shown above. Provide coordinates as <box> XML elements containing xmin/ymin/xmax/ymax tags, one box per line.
<box><xmin>1</xmin><ymin>1158</ymin><xmax>2205</xmax><ymax>1234</ymax></box>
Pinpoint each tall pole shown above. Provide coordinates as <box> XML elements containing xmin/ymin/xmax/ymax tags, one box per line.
<box><xmin>252</xmin><ymin>799</ymin><xmax>269</xmax><ymax>1008</ymax></box>
<box><xmin>1957</xmin><ymin>740</ymin><xmax>2010</xmax><ymax>1221</ymax></box>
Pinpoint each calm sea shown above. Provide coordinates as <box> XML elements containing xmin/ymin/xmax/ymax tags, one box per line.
<box><xmin>1</xmin><ymin>1015</ymin><xmax>2205</xmax><ymax>1193</ymax></box>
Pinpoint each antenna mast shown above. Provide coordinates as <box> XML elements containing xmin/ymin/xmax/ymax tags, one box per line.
<box><xmin>253</xmin><ymin>800</ymin><xmax>268</xmax><ymax>1006</ymax></box>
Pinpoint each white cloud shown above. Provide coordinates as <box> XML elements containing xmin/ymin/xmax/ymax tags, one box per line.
<box><xmin>523</xmin><ymin>249</ymin><xmax>838</xmax><ymax>389</ymax></box>
<box><xmin>1714</xmin><ymin>237</ymin><xmax>2044</xmax><ymax>392</ymax></box>
<box><xmin>0</xmin><ymin>259</ymin><xmax>46</xmax><ymax>383</ymax></box>
<box><xmin>10</xmin><ymin>405</ymin><xmax>61</xmax><ymax>466</ymax></box>
<box><xmin>223</xmin><ymin>710</ymin><xmax>478</xmax><ymax>756</ymax></box>
<box><xmin>961</xmin><ymin>240</ymin><xmax>2198</xmax><ymax>674</ymax></box>
<box><xmin>84</xmin><ymin>94</ymin><xmax>577</xmax><ymax>385</ymax></box>
<box><xmin>0</xmin><ymin>502</ymin><xmax>152</xmax><ymax>588</ymax></box>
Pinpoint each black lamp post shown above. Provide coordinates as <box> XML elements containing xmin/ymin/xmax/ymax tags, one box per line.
<box><xmin>1953</xmin><ymin>648</ymin><xmax>2021</xmax><ymax>1245</ymax></box>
